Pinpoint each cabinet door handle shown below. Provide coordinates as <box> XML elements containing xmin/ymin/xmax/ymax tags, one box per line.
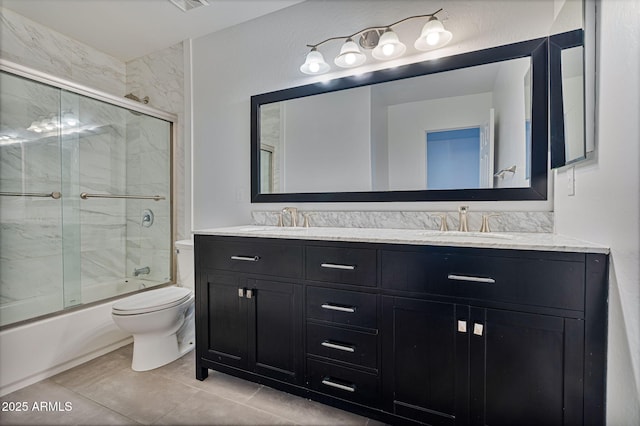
<box><xmin>321</xmin><ymin>303</ymin><xmax>356</xmax><ymax>313</ymax></box>
<box><xmin>238</xmin><ymin>288</ymin><xmax>245</xmax><ymax>298</ymax></box>
<box><xmin>231</xmin><ymin>255</ymin><xmax>260</xmax><ymax>262</ymax></box>
<box><xmin>246</xmin><ymin>289</ymin><xmax>253</xmax><ymax>299</ymax></box>
<box><xmin>321</xmin><ymin>341</ymin><xmax>355</xmax><ymax>353</ymax></box>
<box><xmin>457</xmin><ymin>320</ymin><xmax>467</xmax><ymax>333</ymax></box>
<box><xmin>473</xmin><ymin>323</ymin><xmax>484</xmax><ymax>336</ymax></box>
<box><xmin>447</xmin><ymin>274</ymin><xmax>495</xmax><ymax>284</ymax></box>
<box><xmin>321</xmin><ymin>378</ymin><xmax>356</xmax><ymax>393</ymax></box>
<box><xmin>321</xmin><ymin>263</ymin><xmax>355</xmax><ymax>270</ymax></box>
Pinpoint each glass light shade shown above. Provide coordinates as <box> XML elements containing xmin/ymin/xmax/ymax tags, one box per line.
<box><xmin>372</xmin><ymin>29</ymin><xmax>406</xmax><ymax>60</ymax></box>
<box><xmin>334</xmin><ymin>39</ymin><xmax>366</xmax><ymax>68</ymax></box>
<box><xmin>300</xmin><ymin>49</ymin><xmax>330</xmax><ymax>75</ymax></box>
<box><xmin>414</xmin><ymin>17</ymin><xmax>453</xmax><ymax>51</ymax></box>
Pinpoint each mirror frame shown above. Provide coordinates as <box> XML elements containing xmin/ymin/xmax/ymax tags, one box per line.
<box><xmin>251</xmin><ymin>37</ymin><xmax>548</xmax><ymax>203</ymax></box>
<box><xmin>550</xmin><ymin>29</ymin><xmax>585</xmax><ymax>169</ymax></box>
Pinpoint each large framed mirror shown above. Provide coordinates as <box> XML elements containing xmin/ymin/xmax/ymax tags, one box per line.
<box><xmin>251</xmin><ymin>37</ymin><xmax>548</xmax><ymax>203</ymax></box>
<box><xmin>550</xmin><ymin>29</ymin><xmax>586</xmax><ymax>168</ymax></box>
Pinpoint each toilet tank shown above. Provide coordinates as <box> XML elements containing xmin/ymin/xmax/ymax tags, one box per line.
<box><xmin>175</xmin><ymin>239</ymin><xmax>194</xmax><ymax>290</ymax></box>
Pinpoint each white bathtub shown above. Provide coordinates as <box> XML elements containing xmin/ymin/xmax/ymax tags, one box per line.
<box><xmin>0</xmin><ymin>278</ymin><xmax>166</xmax><ymax>327</ymax></box>
<box><xmin>0</xmin><ymin>278</ymin><xmax>169</xmax><ymax>396</ymax></box>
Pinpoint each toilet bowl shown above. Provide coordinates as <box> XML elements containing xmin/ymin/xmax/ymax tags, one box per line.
<box><xmin>111</xmin><ymin>239</ymin><xmax>195</xmax><ymax>371</ymax></box>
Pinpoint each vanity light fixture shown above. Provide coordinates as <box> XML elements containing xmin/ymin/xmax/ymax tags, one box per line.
<box><xmin>300</xmin><ymin>8</ymin><xmax>452</xmax><ymax>75</ymax></box>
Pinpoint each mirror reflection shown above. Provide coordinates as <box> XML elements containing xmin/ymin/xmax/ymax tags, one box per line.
<box><xmin>550</xmin><ymin>29</ymin><xmax>586</xmax><ymax>168</ymax></box>
<box><xmin>560</xmin><ymin>46</ymin><xmax>585</xmax><ymax>163</ymax></box>
<box><xmin>260</xmin><ymin>57</ymin><xmax>532</xmax><ymax>194</ymax></box>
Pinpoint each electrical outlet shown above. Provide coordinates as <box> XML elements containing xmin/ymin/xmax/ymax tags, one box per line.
<box><xmin>567</xmin><ymin>166</ymin><xmax>575</xmax><ymax>196</ymax></box>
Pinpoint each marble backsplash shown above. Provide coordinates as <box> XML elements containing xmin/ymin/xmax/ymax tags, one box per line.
<box><xmin>252</xmin><ymin>210</ymin><xmax>554</xmax><ymax>233</ymax></box>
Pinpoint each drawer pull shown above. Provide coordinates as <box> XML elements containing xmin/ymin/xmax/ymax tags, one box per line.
<box><xmin>321</xmin><ymin>263</ymin><xmax>355</xmax><ymax>270</ymax></box>
<box><xmin>231</xmin><ymin>255</ymin><xmax>260</xmax><ymax>262</ymax></box>
<box><xmin>447</xmin><ymin>274</ymin><xmax>495</xmax><ymax>284</ymax></box>
<box><xmin>321</xmin><ymin>341</ymin><xmax>356</xmax><ymax>353</ymax></box>
<box><xmin>321</xmin><ymin>303</ymin><xmax>356</xmax><ymax>313</ymax></box>
<box><xmin>321</xmin><ymin>378</ymin><xmax>356</xmax><ymax>393</ymax></box>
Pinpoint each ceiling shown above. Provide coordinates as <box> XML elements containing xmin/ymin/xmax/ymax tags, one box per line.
<box><xmin>0</xmin><ymin>0</ymin><xmax>304</xmax><ymax>62</ymax></box>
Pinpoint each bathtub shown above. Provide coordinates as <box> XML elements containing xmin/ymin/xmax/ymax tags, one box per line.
<box><xmin>0</xmin><ymin>278</ymin><xmax>167</xmax><ymax>327</ymax></box>
<box><xmin>0</xmin><ymin>278</ymin><xmax>170</xmax><ymax>396</ymax></box>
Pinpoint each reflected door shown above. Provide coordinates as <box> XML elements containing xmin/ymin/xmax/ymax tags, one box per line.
<box><xmin>426</xmin><ymin>128</ymin><xmax>481</xmax><ymax>190</ymax></box>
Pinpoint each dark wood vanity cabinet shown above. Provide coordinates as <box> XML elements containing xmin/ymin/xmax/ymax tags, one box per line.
<box><xmin>195</xmin><ymin>237</ymin><xmax>304</xmax><ymax>384</ymax></box>
<box><xmin>195</xmin><ymin>235</ymin><xmax>608</xmax><ymax>426</ymax></box>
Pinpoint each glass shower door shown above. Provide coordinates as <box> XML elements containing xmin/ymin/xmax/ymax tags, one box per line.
<box><xmin>0</xmin><ymin>68</ymin><xmax>173</xmax><ymax>328</ymax></box>
<box><xmin>63</xmin><ymin>91</ymin><xmax>172</xmax><ymax>305</ymax></box>
<box><xmin>0</xmin><ymin>71</ymin><xmax>65</xmax><ymax>326</ymax></box>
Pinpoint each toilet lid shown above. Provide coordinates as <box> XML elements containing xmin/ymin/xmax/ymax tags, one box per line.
<box><xmin>112</xmin><ymin>287</ymin><xmax>192</xmax><ymax>315</ymax></box>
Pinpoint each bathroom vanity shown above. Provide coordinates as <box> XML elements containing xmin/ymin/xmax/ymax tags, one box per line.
<box><xmin>194</xmin><ymin>227</ymin><xmax>608</xmax><ymax>425</ymax></box>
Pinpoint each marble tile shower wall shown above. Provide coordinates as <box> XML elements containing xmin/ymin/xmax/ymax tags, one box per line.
<box><xmin>126</xmin><ymin>43</ymin><xmax>186</xmax><ymax>241</ymax></box>
<box><xmin>0</xmin><ymin>8</ymin><xmax>126</xmax><ymax>96</ymax></box>
<box><xmin>125</xmin><ymin>115</ymin><xmax>172</xmax><ymax>283</ymax></box>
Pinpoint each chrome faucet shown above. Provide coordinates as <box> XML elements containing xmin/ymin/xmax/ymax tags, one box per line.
<box><xmin>134</xmin><ymin>266</ymin><xmax>150</xmax><ymax>276</ymax></box>
<box><xmin>458</xmin><ymin>206</ymin><xmax>469</xmax><ymax>232</ymax></box>
<box><xmin>281</xmin><ymin>207</ymin><xmax>298</xmax><ymax>227</ymax></box>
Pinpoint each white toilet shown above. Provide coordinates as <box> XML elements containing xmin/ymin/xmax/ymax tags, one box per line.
<box><xmin>111</xmin><ymin>239</ymin><xmax>195</xmax><ymax>371</ymax></box>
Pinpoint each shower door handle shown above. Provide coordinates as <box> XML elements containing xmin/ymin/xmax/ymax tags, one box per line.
<box><xmin>0</xmin><ymin>191</ymin><xmax>61</xmax><ymax>199</ymax></box>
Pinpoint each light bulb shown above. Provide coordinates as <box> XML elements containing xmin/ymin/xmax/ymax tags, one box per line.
<box><xmin>372</xmin><ymin>29</ymin><xmax>406</xmax><ymax>60</ymax></box>
<box><xmin>334</xmin><ymin>38</ymin><xmax>366</xmax><ymax>68</ymax></box>
<box><xmin>300</xmin><ymin>48</ymin><xmax>330</xmax><ymax>75</ymax></box>
<box><xmin>426</xmin><ymin>32</ymin><xmax>440</xmax><ymax>46</ymax></box>
<box><xmin>414</xmin><ymin>17</ymin><xmax>452</xmax><ymax>51</ymax></box>
<box><xmin>345</xmin><ymin>52</ymin><xmax>356</xmax><ymax>65</ymax></box>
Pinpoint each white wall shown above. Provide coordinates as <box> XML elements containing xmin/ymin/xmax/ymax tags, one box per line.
<box><xmin>282</xmin><ymin>87</ymin><xmax>371</xmax><ymax>193</ymax></box>
<box><xmin>554</xmin><ymin>0</ymin><xmax>640</xmax><ymax>423</ymax></box>
<box><xmin>492</xmin><ymin>58</ymin><xmax>532</xmax><ymax>188</ymax></box>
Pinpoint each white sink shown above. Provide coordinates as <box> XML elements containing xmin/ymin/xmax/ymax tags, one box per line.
<box><xmin>418</xmin><ymin>230</ymin><xmax>514</xmax><ymax>240</ymax></box>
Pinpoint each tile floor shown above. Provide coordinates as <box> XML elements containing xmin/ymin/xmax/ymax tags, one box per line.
<box><xmin>0</xmin><ymin>345</ymin><xmax>384</xmax><ymax>425</ymax></box>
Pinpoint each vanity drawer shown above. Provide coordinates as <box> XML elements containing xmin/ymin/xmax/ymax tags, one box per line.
<box><xmin>306</xmin><ymin>286</ymin><xmax>377</xmax><ymax>329</ymax></box>
<box><xmin>307</xmin><ymin>358</ymin><xmax>379</xmax><ymax>406</ymax></box>
<box><xmin>382</xmin><ymin>249</ymin><xmax>586</xmax><ymax>311</ymax></box>
<box><xmin>197</xmin><ymin>237</ymin><xmax>303</xmax><ymax>278</ymax></box>
<box><xmin>306</xmin><ymin>246</ymin><xmax>377</xmax><ymax>287</ymax></box>
<box><xmin>307</xmin><ymin>323</ymin><xmax>377</xmax><ymax>369</ymax></box>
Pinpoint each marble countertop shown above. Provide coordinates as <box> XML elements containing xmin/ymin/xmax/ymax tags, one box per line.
<box><xmin>194</xmin><ymin>226</ymin><xmax>609</xmax><ymax>254</ymax></box>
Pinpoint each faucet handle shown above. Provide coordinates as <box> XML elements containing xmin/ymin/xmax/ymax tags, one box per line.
<box><xmin>277</xmin><ymin>212</ymin><xmax>284</xmax><ymax>227</ymax></box>
<box><xmin>479</xmin><ymin>214</ymin><xmax>501</xmax><ymax>233</ymax></box>
<box><xmin>302</xmin><ymin>213</ymin><xmax>313</xmax><ymax>228</ymax></box>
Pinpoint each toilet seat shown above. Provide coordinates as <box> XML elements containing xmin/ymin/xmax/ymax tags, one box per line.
<box><xmin>112</xmin><ymin>287</ymin><xmax>192</xmax><ymax>316</ymax></box>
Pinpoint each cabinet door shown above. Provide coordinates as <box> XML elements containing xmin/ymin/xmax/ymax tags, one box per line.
<box><xmin>382</xmin><ymin>297</ymin><xmax>469</xmax><ymax>426</ymax></box>
<box><xmin>248</xmin><ymin>279</ymin><xmax>303</xmax><ymax>384</ymax></box>
<box><xmin>200</xmin><ymin>272</ymin><xmax>249</xmax><ymax>370</ymax></box>
<box><xmin>470</xmin><ymin>308</ymin><xmax>584</xmax><ymax>425</ymax></box>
